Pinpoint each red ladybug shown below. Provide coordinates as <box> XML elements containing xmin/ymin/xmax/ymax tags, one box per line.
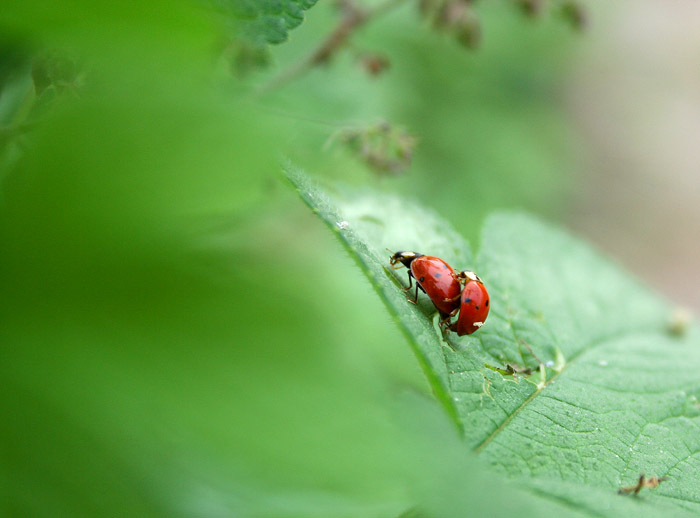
<box><xmin>389</xmin><ymin>251</ymin><xmax>462</xmax><ymax>317</ymax></box>
<box><xmin>447</xmin><ymin>270</ymin><xmax>490</xmax><ymax>336</ymax></box>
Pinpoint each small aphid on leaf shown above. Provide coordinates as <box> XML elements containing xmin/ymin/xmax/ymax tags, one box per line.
<box><xmin>618</xmin><ymin>474</ymin><xmax>668</xmax><ymax>495</ymax></box>
<box><xmin>485</xmin><ymin>363</ymin><xmax>534</xmax><ymax>377</ymax></box>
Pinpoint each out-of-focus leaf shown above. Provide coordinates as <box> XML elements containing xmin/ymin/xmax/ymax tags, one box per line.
<box><xmin>215</xmin><ymin>0</ymin><xmax>319</xmax><ymax>46</ymax></box>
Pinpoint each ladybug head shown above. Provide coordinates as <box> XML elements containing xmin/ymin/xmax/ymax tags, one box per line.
<box><xmin>456</xmin><ymin>270</ymin><xmax>482</xmax><ymax>283</ymax></box>
<box><xmin>389</xmin><ymin>250</ymin><xmax>423</xmax><ymax>269</ymax></box>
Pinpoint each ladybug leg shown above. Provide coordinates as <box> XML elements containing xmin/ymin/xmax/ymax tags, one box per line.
<box><xmin>402</xmin><ymin>273</ymin><xmax>413</xmax><ymax>293</ymax></box>
<box><xmin>439</xmin><ymin>319</ymin><xmax>459</xmax><ymax>350</ymax></box>
<box><xmin>407</xmin><ymin>282</ymin><xmax>419</xmax><ymax>304</ymax></box>
<box><xmin>439</xmin><ymin>321</ymin><xmax>449</xmax><ymax>341</ymax></box>
<box><xmin>443</xmin><ymin>292</ymin><xmax>462</xmax><ymax>304</ymax></box>
<box><xmin>439</xmin><ymin>310</ymin><xmax>457</xmax><ymax>332</ymax></box>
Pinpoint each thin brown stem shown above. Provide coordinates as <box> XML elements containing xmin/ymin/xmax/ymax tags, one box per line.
<box><xmin>260</xmin><ymin>0</ymin><xmax>411</xmax><ymax>92</ymax></box>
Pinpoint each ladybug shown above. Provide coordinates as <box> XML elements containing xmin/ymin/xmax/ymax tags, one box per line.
<box><xmin>389</xmin><ymin>251</ymin><xmax>462</xmax><ymax>317</ymax></box>
<box><xmin>445</xmin><ymin>270</ymin><xmax>490</xmax><ymax>336</ymax></box>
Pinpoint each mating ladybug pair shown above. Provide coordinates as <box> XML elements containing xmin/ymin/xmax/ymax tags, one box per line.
<box><xmin>389</xmin><ymin>251</ymin><xmax>489</xmax><ymax>336</ymax></box>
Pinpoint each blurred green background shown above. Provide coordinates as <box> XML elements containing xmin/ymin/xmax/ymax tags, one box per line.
<box><xmin>1</xmin><ymin>0</ymin><xmax>697</xmax><ymax>516</ymax></box>
<box><xmin>265</xmin><ymin>1</ymin><xmax>582</xmax><ymax>235</ymax></box>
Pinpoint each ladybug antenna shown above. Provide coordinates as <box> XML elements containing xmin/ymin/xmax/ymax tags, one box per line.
<box><xmin>388</xmin><ymin>248</ymin><xmax>408</xmax><ymax>268</ymax></box>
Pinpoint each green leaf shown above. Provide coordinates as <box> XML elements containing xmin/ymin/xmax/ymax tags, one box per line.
<box><xmin>286</xmin><ymin>164</ymin><xmax>472</xmax><ymax>434</ymax></box>
<box><xmin>219</xmin><ymin>0</ymin><xmax>319</xmax><ymax>46</ymax></box>
<box><xmin>286</xmin><ymin>164</ymin><xmax>700</xmax><ymax>516</ymax></box>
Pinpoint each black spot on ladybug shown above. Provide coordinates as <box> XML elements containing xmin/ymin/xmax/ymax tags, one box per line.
<box><xmin>464</xmin><ymin>297</ymin><xmax>472</xmax><ymax>303</ymax></box>
<box><xmin>443</xmin><ymin>265</ymin><xmax>448</xmax><ymax>269</ymax></box>
<box><xmin>434</xmin><ymin>273</ymin><xmax>442</xmax><ymax>278</ymax></box>
<box><xmin>419</xmin><ymin>276</ymin><xmax>425</xmax><ymax>282</ymax></box>
<box><xmin>475</xmin><ymin>305</ymin><xmax>480</xmax><ymax>310</ymax></box>
<box><xmin>485</xmin><ymin>300</ymin><xmax>489</xmax><ymax>307</ymax></box>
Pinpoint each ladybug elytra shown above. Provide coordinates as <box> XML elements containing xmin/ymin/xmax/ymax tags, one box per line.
<box><xmin>447</xmin><ymin>270</ymin><xmax>490</xmax><ymax>336</ymax></box>
<box><xmin>389</xmin><ymin>251</ymin><xmax>462</xmax><ymax>317</ymax></box>
<box><xmin>390</xmin><ymin>251</ymin><xmax>489</xmax><ymax>337</ymax></box>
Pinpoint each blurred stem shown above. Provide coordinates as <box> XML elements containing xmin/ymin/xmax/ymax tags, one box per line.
<box><xmin>260</xmin><ymin>0</ymin><xmax>412</xmax><ymax>92</ymax></box>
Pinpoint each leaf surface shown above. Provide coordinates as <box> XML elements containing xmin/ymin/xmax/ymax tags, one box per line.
<box><xmin>286</xmin><ymin>165</ymin><xmax>700</xmax><ymax>516</ymax></box>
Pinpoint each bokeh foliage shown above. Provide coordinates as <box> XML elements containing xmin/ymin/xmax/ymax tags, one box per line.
<box><xmin>2</xmin><ymin>0</ymin><xmax>687</xmax><ymax>517</ymax></box>
<box><xmin>221</xmin><ymin>0</ymin><xmax>319</xmax><ymax>46</ymax></box>
<box><xmin>0</xmin><ymin>1</ymin><xmax>427</xmax><ymax>516</ymax></box>
<box><xmin>263</xmin><ymin>0</ymin><xmax>583</xmax><ymax>244</ymax></box>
